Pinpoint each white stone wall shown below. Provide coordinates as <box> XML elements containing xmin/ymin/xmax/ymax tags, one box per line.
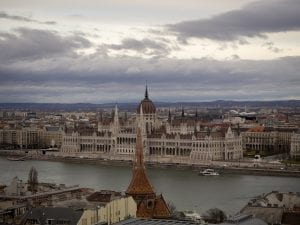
<box><xmin>61</xmin><ymin>127</ymin><xmax>243</xmax><ymax>162</ymax></box>
<box><xmin>242</xmin><ymin>131</ymin><xmax>292</xmax><ymax>153</ymax></box>
<box><xmin>79</xmin><ymin>196</ymin><xmax>136</xmax><ymax>225</ymax></box>
<box><xmin>290</xmin><ymin>133</ymin><xmax>300</xmax><ymax>159</ymax></box>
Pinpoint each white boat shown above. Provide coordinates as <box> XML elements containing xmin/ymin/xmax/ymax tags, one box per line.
<box><xmin>7</xmin><ymin>156</ymin><xmax>27</xmax><ymax>161</ymax></box>
<box><xmin>199</xmin><ymin>168</ymin><xmax>219</xmax><ymax>176</ymax></box>
<box><xmin>182</xmin><ymin>210</ymin><xmax>204</xmax><ymax>223</ymax></box>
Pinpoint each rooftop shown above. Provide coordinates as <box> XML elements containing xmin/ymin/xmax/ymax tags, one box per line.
<box><xmin>114</xmin><ymin>216</ymin><xmax>268</xmax><ymax>225</ymax></box>
<box><xmin>86</xmin><ymin>190</ymin><xmax>122</xmax><ymax>203</ymax></box>
<box><xmin>23</xmin><ymin>207</ymin><xmax>83</xmax><ymax>225</ymax></box>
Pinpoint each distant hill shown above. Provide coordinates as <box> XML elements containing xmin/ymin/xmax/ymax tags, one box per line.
<box><xmin>156</xmin><ymin>100</ymin><xmax>300</xmax><ymax>108</ymax></box>
<box><xmin>0</xmin><ymin>100</ymin><xmax>299</xmax><ymax>111</ymax></box>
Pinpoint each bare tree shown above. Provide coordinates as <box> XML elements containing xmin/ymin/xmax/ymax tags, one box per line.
<box><xmin>28</xmin><ymin>167</ymin><xmax>38</xmax><ymax>193</ymax></box>
<box><xmin>202</xmin><ymin>208</ymin><xmax>227</xmax><ymax>224</ymax></box>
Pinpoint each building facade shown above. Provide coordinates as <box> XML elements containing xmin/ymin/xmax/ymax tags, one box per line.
<box><xmin>61</xmin><ymin>88</ymin><xmax>243</xmax><ymax>163</ymax></box>
<box><xmin>242</xmin><ymin>130</ymin><xmax>292</xmax><ymax>156</ymax></box>
<box><xmin>290</xmin><ymin>132</ymin><xmax>300</xmax><ymax>159</ymax></box>
<box><xmin>0</xmin><ymin>127</ymin><xmax>63</xmax><ymax>150</ymax></box>
<box><xmin>81</xmin><ymin>196</ymin><xmax>137</xmax><ymax>225</ymax></box>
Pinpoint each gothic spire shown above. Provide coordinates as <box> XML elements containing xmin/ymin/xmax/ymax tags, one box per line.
<box><xmin>136</xmin><ymin>106</ymin><xmax>145</xmax><ymax>168</ymax></box>
<box><xmin>194</xmin><ymin>125</ymin><xmax>197</xmax><ymax>134</ymax></box>
<box><xmin>114</xmin><ymin>104</ymin><xmax>119</xmax><ymax>123</ymax></box>
<box><xmin>126</xmin><ymin>115</ymin><xmax>155</xmax><ymax>196</ymax></box>
<box><xmin>99</xmin><ymin>111</ymin><xmax>103</xmax><ymax>122</ymax></box>
<box><xmin>135</xmin><ymin>127</ymin><xmax>144</xmax><ymax>169</ymax></box>
<box><xmin>181</xmin><ymin>106</ymin><xmax>185</xmax><ymax>118</ymax></box>
<box><xmin>126</xmin><ymin>106</ymin><xmax>171</xmax><ymax>219</ymax></box>
<box><xmin>168</xmin><ymin>108</ymin><xmax>171</xmax><ymax>122</ymax></box>
<box><xmin>138</xmin><ymin>105</ymin><xmax>145</xmax><ymax>134</ymax></box>
<box><xmin>145</xmin><ymin>81</ymin><xmax>149</xmax><ymax>99</ymax></box>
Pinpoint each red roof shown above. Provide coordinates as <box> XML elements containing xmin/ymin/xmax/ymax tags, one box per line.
<box><xmin>247</xmin><ymin>126</ymin><xmax>265</xmax><ymax>132</ymax></box>
<box><xmin>126</xmin><ymin>168</ymin><xmax>155</xmax><ymax>196</ymax></box>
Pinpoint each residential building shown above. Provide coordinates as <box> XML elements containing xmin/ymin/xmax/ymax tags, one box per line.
<box><xmin>42</xmin><ymin>126</ymin><xmax>63</xmax><ymax>148</ymax></box>
<box><xmin>114</xmin><ymin>216</ymin><xmax>268</xmax><ymax>225</ymax></box>
<box><xmin>21</xmin><ymin>195</ymin><xmax>136</xmax><ymax>225</ymax></box>
<box><xmin>96</xmin><ymin>196</ymin><xmax>136</xmax><ymax>224</ymax></box>
<box><xmin>241</xmin><ymin>191</ymin><xmax>300</xmax><ymax>225</ymax></box>
<box><xmin>86</xmin><ymin>190</ymin><xmax>137</xmax><ymax>224</ymax></box>
<box><xmin>22</xmin><ymin>207</ymin><xmax>84</xmax><ymax>225</ymax></box>
<box><xmin>0</xmin><ymin>126</ymin><xmax>63</xmax><ymax>150</ymax></box>
<box><xmin>242</xmin><ymin>126</ymin><xmax>292</xmax><ymax>156</ymax></box>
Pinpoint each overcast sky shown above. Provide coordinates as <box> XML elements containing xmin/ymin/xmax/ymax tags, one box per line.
<box><xmin>0</xmin><ymin>0</ymin><xmax>300</xmax><ymax>103</ymax></box>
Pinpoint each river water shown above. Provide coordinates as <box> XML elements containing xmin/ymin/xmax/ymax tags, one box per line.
<box><xmin>0</xmin><ymin>156</ymin><xmax>299</xmax><ymax>215</ymax></box>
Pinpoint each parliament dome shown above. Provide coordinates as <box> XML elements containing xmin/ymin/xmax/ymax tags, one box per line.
<box><xmin>137</xmin><ymin>85</ymin><xmax>156</xmax><ymax>114</ymax></box>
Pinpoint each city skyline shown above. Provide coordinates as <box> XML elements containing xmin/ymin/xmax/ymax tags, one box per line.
<box><xmin>0</xmin><ymin>0</ymin><xmax>300</xmax><ymax>103</ymax></box>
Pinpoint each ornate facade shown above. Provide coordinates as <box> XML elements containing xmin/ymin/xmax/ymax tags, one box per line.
<box><xmin>61</xmin><ymin>87</ymin><xmax>243</xmax><ymax>163</ymax></box>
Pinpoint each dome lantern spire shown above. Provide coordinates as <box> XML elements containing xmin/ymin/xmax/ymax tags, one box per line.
<box><xmin>145</xmin><ymin>81</ymin><xmax>149</xmax><ymax>99</ymax></box>
<box><xmin>137</xmin><ymin>82</ymin><xmax>156</xmax><ymax>114</ymax></box>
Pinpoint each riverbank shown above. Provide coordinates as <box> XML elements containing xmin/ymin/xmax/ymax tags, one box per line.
<box><xmin>1</xmin><ymin>150</ymin><xmax>300</xmax><ymax>177</ymax></box>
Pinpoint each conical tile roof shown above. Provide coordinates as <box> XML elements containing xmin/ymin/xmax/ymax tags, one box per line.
<box><xmin>126</xmin><ymin>127</ymin><xmax>155</xmax><ymax>195</ymax></box>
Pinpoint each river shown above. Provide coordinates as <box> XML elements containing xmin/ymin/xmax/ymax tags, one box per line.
<box><xmin>0</xmin><ymin>156</ymin><xmax>299</xmax><ymax>215</ymax></box>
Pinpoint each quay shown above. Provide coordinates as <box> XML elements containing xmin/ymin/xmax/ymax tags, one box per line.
<box><xmin>1</xmin><ymin>150</ymin><xmax>300</xmax><ymax>177</ymax></box>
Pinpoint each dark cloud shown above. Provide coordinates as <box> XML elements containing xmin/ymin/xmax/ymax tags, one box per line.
<box><xmin>262</xmin><ymin>42</ymin><xmax>282</xmax><ymax>53</ymax></box>
<box><xmin>0</xmin><ymin>52</ymin><xmax>299</xmax><ymax>102</ymax></box>
<box><xmin>0</xmin><ymin>11</ymin><xmax>56</xmax><ymax>25</ymax></box>
<box><xmin>0</xmin><ymin>26</ymin><xmax>299</xmax><ymax>103</ymax></box>
<box><xmin>105</xmin><ymin>38</ymin><xmax>173</xmax><ymax>57</ymax></box>
<box><xmin>167</xmin><ymin>0</ymin><xmax>300</xmax><ymax>41</ymax></box>
<box><xmin>0</xmin><ymin>28</ymin><xmax>92</xmax><ymax>62</ymax></box>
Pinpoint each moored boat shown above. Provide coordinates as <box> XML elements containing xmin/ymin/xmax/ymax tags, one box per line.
<box><xmin>199</xmin><ymin>168</ymin><xmax>219</xmax><ymax>176</ymax></box>
<box><xmin>7</xmin><ymin>156</ymin><xmax>27</xmax><ymax>161</ymax></box>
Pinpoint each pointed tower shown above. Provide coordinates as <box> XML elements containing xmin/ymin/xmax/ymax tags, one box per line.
<box><xmin>126</xmin><ymin>115</ymin><xmax>171</xmax><ymax>218</ymax></box>
<box><xmin>112</xmin><ymin>104</ymin><xmax>119</xmax><ymax>135</ymax></box>
<box><xmin>100</xmin><ymin>111</ymin><xmax>103</xmax><ymax>123</ymax></box>
<box><xmin>137</xmin><ymin>83</ymin><xmax>156</xmax><ymax>134</ymax></box>
<box><xmin>225</xmin><ymin>126</ymin><xmax>234</xmax><ymax>138</ymax></box>
<box><xmin>168</xmin><ymin>108</ymin><xmax>172</xmax><ymax>123</ymax></box>
<box><xmin>126</xmin><ymin>127</ymin><xmax>155</xmax><ymax>197</ymax></box>
<box><xmin>114</xmin><ymin>104</ymin><xmax>119</xmax><ymax>125</ymax></box>
<box><xmin>145</xmin><ymin>81</ymin><xmax>149</xmax><ymax>99</ymax></box>
<box><xmin>181</xmin><ymin>107</ymin><xmax>185</xmax><ymax>118</ymax></box>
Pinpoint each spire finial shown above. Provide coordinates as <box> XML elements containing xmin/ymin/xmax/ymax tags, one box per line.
<box><xmin>135</xmin><ymin>127</ymin><xmax>143</xmax><ymax>168</ymax></box>
<box><xmin>100</xmin><ymin>110</ymin><xmax>103</xmax><ymax>122</ymax></box>
<box><xmin>145</xmin><ymin>81</ymin><xmax>149</xmax><ymax>99</ymax></box>
<box><xmin>137</xmin><ymin>107</ymin><xmax>144</xmax><ymax>168</ymax></box>
<box><xmin>114</xmin><ymin>104</ymin><xmax>119</xmax><ymax>123</ymax></box>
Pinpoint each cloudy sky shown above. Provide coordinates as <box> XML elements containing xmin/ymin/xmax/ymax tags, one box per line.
<box><xmin>0</xmin><ymin>0</ymin><xmax>300</xmax><ymax>103</ymax></box>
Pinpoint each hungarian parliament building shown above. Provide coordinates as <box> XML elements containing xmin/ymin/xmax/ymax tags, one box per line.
<box><xmin>61</xmin><ymin>87</ymin><xmax>243</xmax><ymax>163</ymax></box>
